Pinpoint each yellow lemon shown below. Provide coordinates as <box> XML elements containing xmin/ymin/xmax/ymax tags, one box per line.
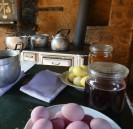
<box><xmin>69</xmin><ymin>66</ymin><xmax>74</xmax><ymax>73</ymax></box>
<box><xmin>80</xmin><ymin>76</ymin><xmax>89</xmax><ymax>87</ymax></box>
<box><xmin>68</xmin><ymin>72</ymin><xmax>76</xmax><ymax>83</ymax></box>
<box><xmin>73</xmin><ymin>66</ymin><xmax>88</xmax><ymax>77</ymax></box>
<box><xmin>73</xmin><ymin>77</ymin><xmax>82</xmax><ymax>86</ymax></box>
<box><xmin>81</xmin><ymin>65</ymin><xmax>87</xmax><ymax>70</ymax></box>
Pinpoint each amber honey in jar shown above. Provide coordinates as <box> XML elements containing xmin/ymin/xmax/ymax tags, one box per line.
<box><xmin>89</xmin><ymin>44</ymin><xmax>113</xmax><ymax>64</ymax></box>
<box><xmin>84</xmin><ymin>62</ymin><xmax>129</xmax><ymax>116</ymax></box>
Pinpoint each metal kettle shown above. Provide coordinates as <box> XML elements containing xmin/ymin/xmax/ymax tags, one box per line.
<box><xmin>51</xmin><ymin>29</ymin><xmax>70</xmax><ymax>51</ymax></box>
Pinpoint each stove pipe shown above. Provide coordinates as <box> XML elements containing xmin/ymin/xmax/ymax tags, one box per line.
<box><xmin>73</xmin><ymin>0</ymin><xmax>91</xmax><ymax>50</ymax></box>
<box><xmin>15</xmin><ymin>0</ymin><xmax>22</xmax><ymax>32</ymax></box>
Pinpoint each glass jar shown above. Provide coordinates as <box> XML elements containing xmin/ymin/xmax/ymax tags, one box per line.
<box><xmin>85</xmin><ymin>62</ymin><xmax>129</xmax><ymax>116</ymax></box>
<box><xmin>88</xmin><ymin>44</ymin><xmax>113</xmax><ymax>64</ymax></box>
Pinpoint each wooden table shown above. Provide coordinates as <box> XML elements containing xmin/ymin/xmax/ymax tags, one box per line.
<box><xmin>0</xmin><ymin>65</ymin><xmax>133</xmax><ymax>129</ymax></box>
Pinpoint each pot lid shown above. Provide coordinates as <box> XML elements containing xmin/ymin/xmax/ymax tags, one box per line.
<box><xmin>88</xmin><ymin>62</ymin><xmax>129</xmax><ymax>79</ymax></box>
<box><xmin>90</xmin><ymin>44</ymin><xmax>113</xmax><ymax>52</ymax></box>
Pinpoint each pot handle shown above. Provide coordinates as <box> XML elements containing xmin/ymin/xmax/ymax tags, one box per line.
<box><xmin>56</xmin><ymin>29</ymin><xmax>70</xmax><ymax>37</ymax></box>
<box><xmin>15</xmin><ymin>42</ymin><xmax>24</xmax><ymax>52</ymax></box>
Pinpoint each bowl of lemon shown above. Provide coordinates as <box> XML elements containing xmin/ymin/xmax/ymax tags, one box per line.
<box><xmin>60</xmin><ymin>65</ymin><xmax>89</xmax><ymax>90</ymax></box>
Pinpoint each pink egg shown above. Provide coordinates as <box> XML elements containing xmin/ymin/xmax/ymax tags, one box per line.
<box><xmin>55</xmin><ymin>111</ymin><xmax>72</xmax><ymax>126</ymax></box>
<box><xmin>66</xmin><ymin>121</ymin><xmax>90</xmax><ymax>129</ymax></box>
<box><xmin>90</xmin><ymin>118</ymin><xmax>113</xmax><ymax>129</ymax></box>
<box><xmin>82</xmin><ymin>114</ymin><xmax>94</xmax><ymax>127</ymax></box>
<box><xmin>55</xmin><ymin>111</ymin><xmax>63</xmax><ymax>119</ymax></box>
<box><xmin>31</xmin><ymin>106</ymin><xmax>50</xmax><ymax>123</ymax></box>
<box><xmin>51</xmin><ymin>118</ymin><xmax>65</xmax><ymax>129</ymax></box>
<box><xmin>61</xmin><ymin>103</ymin><xmax>85</xmax><ymax>121</ymax></box>
<box><xmin>32</xmin><ymin>118</ymin><xmax>53</xmax><ymax>129</ymax></box>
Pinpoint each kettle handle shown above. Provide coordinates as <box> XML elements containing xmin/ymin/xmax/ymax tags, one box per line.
<box><xmin>57</xmin><ymin>29</ymin><xmax>70</xmax><ymax>37</ymax></box>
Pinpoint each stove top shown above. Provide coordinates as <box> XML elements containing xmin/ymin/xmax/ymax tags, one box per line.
<box><xmin>24</xmin><ymin>44</ymin><xmax>89</xmax><ymax>55</ymax></box>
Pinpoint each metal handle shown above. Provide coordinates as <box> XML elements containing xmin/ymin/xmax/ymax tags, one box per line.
<box><xmin>52</xmin><ymin>62</ymin><xmax>60</xmax><ymax>66</ymax></box>
<box><xmin>25</xmin><ymin>55</ymin><xmax>34</xmax><ymax>58</ymax></box>
<box><xmin>56</xmin><ymin>29</ymin><xmax>70</xmax><ymax>37</ymax></box>
<box><xmin>15</xmin><ymin>42</ymin><xmax>24</xmax><ymax>52</ymax></box>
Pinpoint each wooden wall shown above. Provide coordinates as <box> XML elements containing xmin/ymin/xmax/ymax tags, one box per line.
<box><xmin>0</xmin><ymin>27</ymin><xmax>7</xmax><ymax>50</ymax></box>
<box><xmin>37</xmin><ymin>0</ymin><xmax>79</xmax><ymax>42</ymax></box>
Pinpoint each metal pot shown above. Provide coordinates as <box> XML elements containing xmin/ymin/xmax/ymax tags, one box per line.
<box><xmin>30</xmin><ymin>34</ymin><xmax>49</xmax><ymax>48</ymax></box>
<box><xmin>5</xmin><ymin>36</ymin><xmax>29</xmax><ymax>50</ymax></box>
<box><xmin>51</xmin><ymin>29</ymin><xmax>70</xmax><ymax>51</ymax></box>
<box><xmin>0</xmin><ymin>50</ymin><xmax>21</xmax><ymax>88</ymax></box>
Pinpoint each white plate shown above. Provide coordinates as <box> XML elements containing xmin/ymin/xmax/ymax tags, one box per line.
<box><xmin>60</xmin><ymin>71</ymin><xmax>84</xmax><ymax>91</ymax></box>
<box><xmin>24</xmin><ymin>104</ymin><xmax>121</xmax><ymax>129</ymax></box>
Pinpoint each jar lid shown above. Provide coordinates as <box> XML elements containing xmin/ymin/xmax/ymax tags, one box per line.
<box><xmin>88</xmin><ymin>62</ymin><xmax>129</xmax><ymax>79</ymax></box>
<box><xmin>89</xmin><ymin>44</ymin><xmax>113</xmax><ymax>52</ymax></box>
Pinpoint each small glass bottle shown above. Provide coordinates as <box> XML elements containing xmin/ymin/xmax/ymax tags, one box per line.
<box><xmin>88</xmin><ymin>44</ymin><xmax>113</xmax><ymax>64</ymax></box>
<box><xmin>85</xmin><ymin>62</ymin><xmax>129</xmax><ymax>116</ymax></box>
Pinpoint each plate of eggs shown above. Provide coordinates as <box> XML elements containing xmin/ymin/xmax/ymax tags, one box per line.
<box><xmin>24</xmin><ymin>103</ymin><xmax>121</xmax><ymax>129</ymax></box>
